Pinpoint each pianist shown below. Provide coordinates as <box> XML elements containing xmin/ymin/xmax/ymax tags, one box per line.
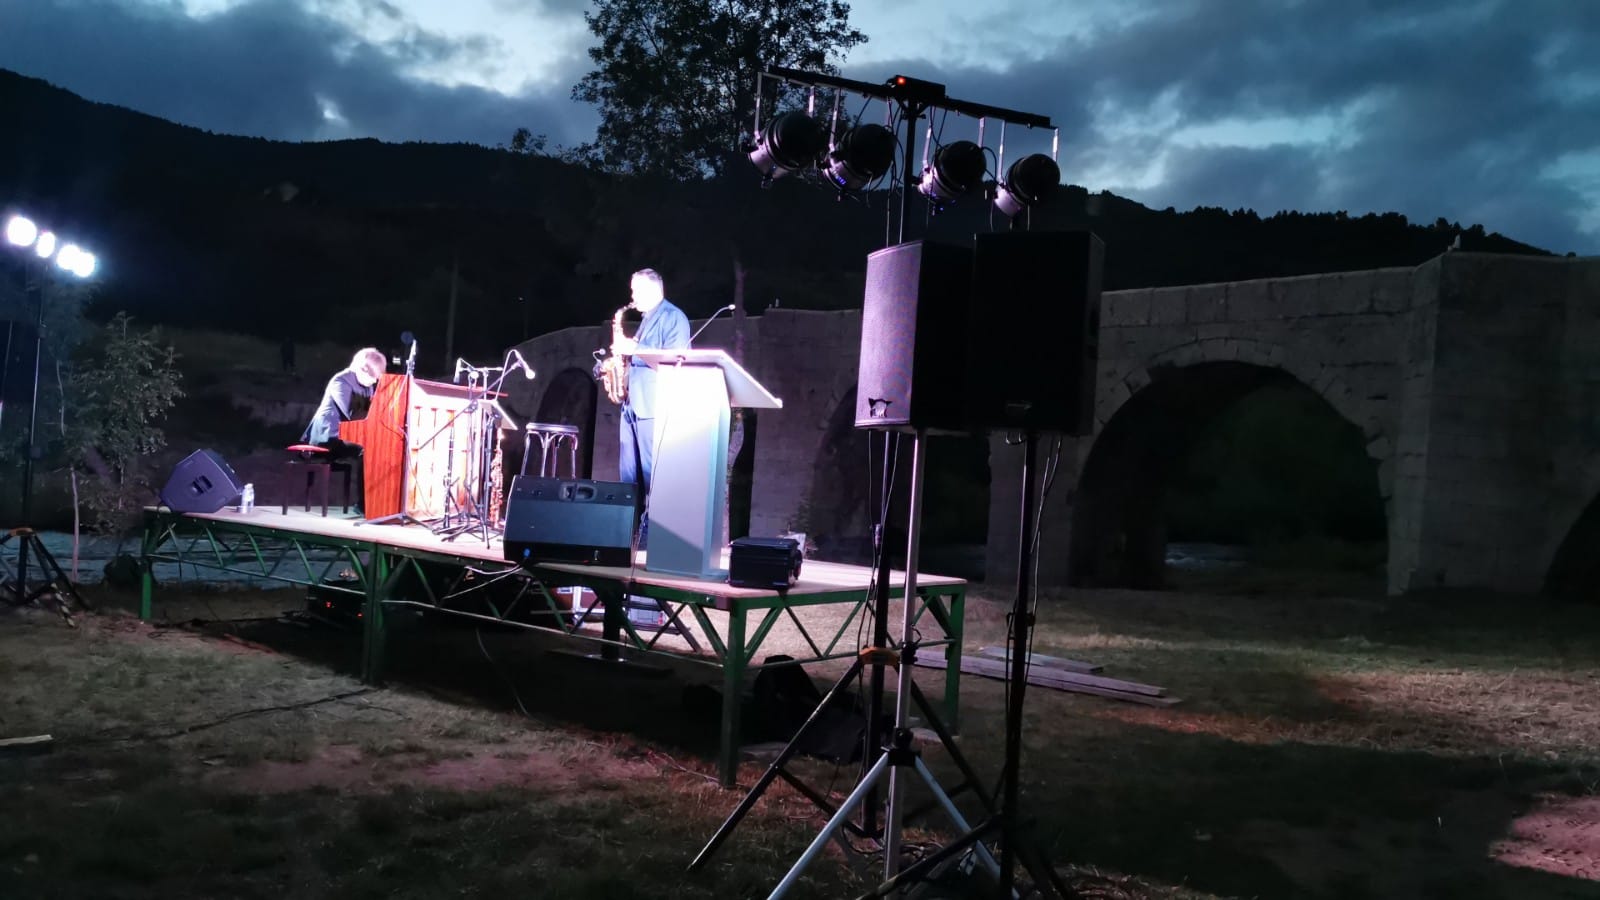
<box><xmin>302</xmin><ymin>347</ymin><xmax>388</xmax><ymax>461</ymax></box>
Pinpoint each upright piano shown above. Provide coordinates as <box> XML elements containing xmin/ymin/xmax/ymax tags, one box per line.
<box><xmin>340</xmin><ymin>373</ymin><xmax>515</xmax><ymax>523</ymax></box>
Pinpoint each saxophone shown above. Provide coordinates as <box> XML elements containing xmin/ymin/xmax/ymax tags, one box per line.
<box><xmin>598</xmin><ymin>305</ymin><xmax>631</xmax><ymax>405</ymax></box>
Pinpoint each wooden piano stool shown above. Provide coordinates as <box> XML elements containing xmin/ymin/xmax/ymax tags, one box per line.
<box><xmin>283</xmin><ymin>444</ymin><xmax>354</xmax><ymax>516</ymax></box>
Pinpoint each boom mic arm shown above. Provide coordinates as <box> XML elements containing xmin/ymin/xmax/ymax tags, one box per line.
<box><xmin>691</xmin><ymin>303</ymin><xmax>738</xmax><ymax>343</ymax></box>
<box><xmin>509</xmin><ymin>348</ymin><xmax>537</xmax><ymax>380</ymax></box>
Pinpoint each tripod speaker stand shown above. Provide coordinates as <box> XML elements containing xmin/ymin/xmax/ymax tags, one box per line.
<box><xmin>691</xmin><ymin>432</ymin><xmax>1072</xmax><ymax>899</ymax></box>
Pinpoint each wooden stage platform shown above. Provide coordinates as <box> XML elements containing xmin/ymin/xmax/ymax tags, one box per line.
<box><xmin>139</xmin><ymin>506</ymin><xmax>968</xmax><ymax>785</ymax></box>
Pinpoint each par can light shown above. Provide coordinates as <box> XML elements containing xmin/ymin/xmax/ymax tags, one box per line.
<box><xmin>917</xmin><ymin>140</ymin><xmax>986</xmax><ymax>206</ymax></box>
<box><xmin>824</xmin><ymin>124</ymin><xmax>897</xmax><ymax>191</ymax></box>
<box><xmin>994</xmin><ymin>153</ymin><xmax>1061</xmax><ymax>218</ymax></box>
<box><xmin>749</xmin><ymin>111</ymin><xmax>827</xmax><ymax>182</ymax></box>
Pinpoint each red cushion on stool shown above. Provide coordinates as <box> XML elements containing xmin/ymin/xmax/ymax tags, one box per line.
<box><xmin>286</xmin><ymin>444</ymin><xmax>328</xmax><ymax>454</ymax></box>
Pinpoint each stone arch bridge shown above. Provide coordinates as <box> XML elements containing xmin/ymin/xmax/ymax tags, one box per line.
<box><xmin>504</xmin><ymin>252</ymin><xmax>1600</xmax><ymax>596</ymax></box>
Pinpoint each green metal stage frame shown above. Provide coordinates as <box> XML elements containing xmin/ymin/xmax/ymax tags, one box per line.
<box><xmin>140</xmin><ymin>508</ymin><xmax>966</xmax><ymax>785</ymax></box>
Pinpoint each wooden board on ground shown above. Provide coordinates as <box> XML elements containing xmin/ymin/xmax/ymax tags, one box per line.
<box><xmin>977</xmin><ymin>646</ymin><xmax>1102</xmax><ymax>674</ymax></box>
<box><xmin>0</xmin><ymin>734</ymin><xmax>54</xmax><ymax>756</ymax></box>
<box><xmin>916</xmin><ymin>654</ymin><xmax>1180</xmax><ymax>707</ymax></box>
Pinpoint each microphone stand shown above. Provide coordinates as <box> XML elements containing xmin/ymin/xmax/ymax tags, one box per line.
<box><xmin>690</xmin><ymin>303</ymin><xmax>737</xmax><ymax>343</ymax></box>
<box><xmin>434</xmin><ymin>365</ymin><xmax>496</xmax><ymax>541</ymax></box>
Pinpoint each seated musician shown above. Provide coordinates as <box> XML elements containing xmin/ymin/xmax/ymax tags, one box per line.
<box><xmin>302</xmin><ymin>347</ymin><xmax>387</xmax><ymax>465</ymax></box>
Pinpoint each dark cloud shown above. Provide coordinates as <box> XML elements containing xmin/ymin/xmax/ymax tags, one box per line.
<box><xmin>491</xmin><ymin>0</ymin><xmax>592</xmax><ymax>15</ymax></box>
<box><xmin>2</xmin><ymin>0</ymin><xmax>1595</xmax><ymax>252</ymax></box>
<box><xmin>845</xmin><ymin>0</ymin><xmax>1600</xmax><ymax>254</ymax></box>
<box><xmin>0</xmin><ymin>0</ymin><xmax>596</xmax><ymax>149</ymax></box>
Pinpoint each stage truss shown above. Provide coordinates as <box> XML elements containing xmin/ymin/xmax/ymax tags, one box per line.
<box><xmin>139</xmin><ymin>507</ymin><xmax>967</xmax><ymax>785</ymax></box>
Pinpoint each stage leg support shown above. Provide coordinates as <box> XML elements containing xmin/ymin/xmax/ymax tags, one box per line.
<box><xmin>360</xmin><ymin>548</ymin><xmax>389</xmax><ymax>683</ymax></box>
<box><xmin>719</xmin><ymin>609</ymin><xmax>748</xmax><ymax>787</ymax></box>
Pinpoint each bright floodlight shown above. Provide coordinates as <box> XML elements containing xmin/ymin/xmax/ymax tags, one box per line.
<box><xmin>34</xmin><ymin>231</ymin><xmax>57</xmax><ymax>259</ymax></box>
<box><xmin>4</xmin><ymin>214</ymin><xmax>38</xmax><ymax>248</ymax></box>
<box><xmin>994</xmin><ymin>153</ymin><xmax>1061</xmax><ymax>218</ymax></box>
<box><xmin>56</xmin><ymin>243</ymin><xmax>97</xmax><ymax>279</ymax></box>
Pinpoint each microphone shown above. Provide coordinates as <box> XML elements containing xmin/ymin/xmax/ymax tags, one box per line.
<box><xmin>690</xmin><ymin>303</ymin><xmax>738</xmax><ymax>343</ymax></box>
<box><xmin>453</xmin><ymin>357</ymin><xmax>468</xmax><ymax>385</ymax></box>
<box><xmin>510</xmin><ymin>349</ymin><xmax>536</xmax><ymax>380</ymax></box>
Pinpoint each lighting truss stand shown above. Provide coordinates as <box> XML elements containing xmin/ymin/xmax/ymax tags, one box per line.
<box><xmin>2</xmin><ymin>527</ymin><xmax>88</xmax><ymax>620</ymax></box>
<box><xmin>743</xmin><ymin>67</ymin><xmax>1068</xmax><ymax>898</ymax></box>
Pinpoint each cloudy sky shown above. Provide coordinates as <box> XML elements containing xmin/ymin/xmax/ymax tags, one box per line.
<box><xmin>1</xmin><ymin>0</ymin><xmax>1596</xmax><ymax>254</ymax></box>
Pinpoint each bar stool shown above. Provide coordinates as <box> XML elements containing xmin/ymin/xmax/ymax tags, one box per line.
<box><xmin>283</xmin><ymin>444</ymin><xmax>354</xmax><ymax>516</ymax></box>
<box><xmin>521</xmin><ymin>423</ymin><xmax>580</xmax><ymax>478</ymax></box>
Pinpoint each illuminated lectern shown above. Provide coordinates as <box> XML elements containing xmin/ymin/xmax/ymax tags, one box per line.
<box><xmin>631</xmin><ymin>348</ymin><xmax>783</xmax><ymax>579</ymax></box>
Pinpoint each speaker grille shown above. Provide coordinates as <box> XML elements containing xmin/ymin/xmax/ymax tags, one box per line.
<box><xmin>967</xmin><ymin>230</ymin><xmax>1103</xmax><ymax>434</ymax></box>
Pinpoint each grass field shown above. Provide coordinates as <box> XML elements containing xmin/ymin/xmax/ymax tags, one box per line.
<box><xmin>3</xmin><ymin>571</ymin><xmax>1599</xmax><ymax>899</ymax></box>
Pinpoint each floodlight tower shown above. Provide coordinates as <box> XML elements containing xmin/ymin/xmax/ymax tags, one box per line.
<box><xmin>4</xmin><ymin>211</ymin><xmax>97</xmax><ymax>609</ymax></box>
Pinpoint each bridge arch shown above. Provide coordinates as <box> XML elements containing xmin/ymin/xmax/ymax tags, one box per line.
<box><xmin>1071</xmin><ymin>346</ymin><xmax>1389</xmax><ymax>588</ymax></box>
<box><xmin>524</xmin><ymin>366</ymin><xmax>598</xmax><ymax>478</ymax></box>
<box><xmin>1543</xmin><ymin>459</ymin><xmax>1600</xmax><ymax>599</ymax></box>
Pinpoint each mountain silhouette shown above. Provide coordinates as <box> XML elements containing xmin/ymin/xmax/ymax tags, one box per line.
<box><xmin>0</xmin><ymin>67</ymin><xmax>1548</xmax><ymax>357</ymax></box>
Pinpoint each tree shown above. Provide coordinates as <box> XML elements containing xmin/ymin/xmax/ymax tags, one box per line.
<box><xmin>506</xmin><ymin>127</ymin><xmax>549</xmax><ymax>155</ymax></box>
<box><xmin>572</xmin><ymin>0</ymin><xmax>866</xmax><ymax>179</ymax></box>
<box><xmin>66</xmin><ymin>313</ymin><xmax>183</xmax><ymax>532</ymax></box>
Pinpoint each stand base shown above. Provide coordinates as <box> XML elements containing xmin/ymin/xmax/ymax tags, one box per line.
<box><xmin>1</xmin><ymin>528</ymin><xmax>89</xmax><ymax>620</ymax></box>
<box><xmin>690</xmin><ymin>645</ymin><xmax>1071</xmax><ymax>900</ymax></box>
<box><xmin>358</xmin><ymin>513</ymin><xmax>430</xmax><ymax>528</ymax></box>
<box><xmin>546</xmin><ymin>648</ymin><xmax>672</xmax><ymax>678</ymax></box>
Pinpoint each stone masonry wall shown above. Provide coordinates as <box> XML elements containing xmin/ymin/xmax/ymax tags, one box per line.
<box><xmin>1407</xmin><ymin>253</ymin><xmax>1600</xmax><ymax>592</ymax></box>
<box><xmin>511</xmin><ymin>253</ymin><xmax>1600</xmax><ymax>595</ymax></box>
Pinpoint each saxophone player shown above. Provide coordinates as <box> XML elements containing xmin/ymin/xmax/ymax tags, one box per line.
<box><xmin>614</xmin><ymin>268</ymin><xmax>691</xmax><ymax>549</ymax></box>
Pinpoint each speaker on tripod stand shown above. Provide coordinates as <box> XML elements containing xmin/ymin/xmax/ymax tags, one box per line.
<box><xmin>822</xmin><ymin>229</ymin><xmax>1103</xmax><ymax>897</ymax></box>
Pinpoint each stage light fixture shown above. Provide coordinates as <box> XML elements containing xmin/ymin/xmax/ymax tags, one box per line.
<box><xmin>5</xmin><ymin>214</ymin><xmax>37</xmax><ymax>248</ymax></box>
<box><xmin>749</xmin><ymin>110</ymin><xmax>827</xmax><ymax>183</ymax></box>
<box><xmin>994</xmin><ymin>153</ymin><xmax>1061</xmax><ymax>218</ymax></box>
<box><xmin>824</xmin><ymin>123</ymin><xmax>897</xmax><ymax>191</ymax></box>
<box><xmin>34</xmin><ymin>231</ymin><xmax>57</xmax><ymax>259</ymax></box>
<box><xmin>917</xmin><ymin>140</ymin><xmax>986</xmax><ymax>207</ymax></box>
<box><xmin>56</xmin><ymin>243</ymin><xmax>96</xmax><ymax>279</ymax></box>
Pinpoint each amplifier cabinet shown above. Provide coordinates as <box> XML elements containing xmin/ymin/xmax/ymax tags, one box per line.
<box><xmin>729</xmin><ymin>536</ymin><xmax>804</xmax><ymax>589</ymax></box>
<box><xmin>502</xmin><ymin>476</ymin><xmax>636</xmax><ymax>567</ymax></box>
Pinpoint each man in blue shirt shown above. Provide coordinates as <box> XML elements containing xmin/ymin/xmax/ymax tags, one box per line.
<box><xmin>611</xmin><ymin>268</ymin><xmax>691</xmax><ymax>547</ymax></box>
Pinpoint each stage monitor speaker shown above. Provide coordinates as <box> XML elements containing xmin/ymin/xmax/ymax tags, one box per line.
<box><xmin>966</xmin><ymin>230</ymin><xmax>1104</xmax><ymax>435</ymax></box>
<box><xmin>856</xmin><ymin>239</ymin><xmax>975</xmax><ymax>433</ymax></box>
<box><xmin>160</xmin><ymin>449</ymin><xmax>246</xmax><ymax>514</ymax></box>
<box><xmin>502</xmin><ymin>476</ymin><xmax>636</xmax><ymax>567</ymax></box>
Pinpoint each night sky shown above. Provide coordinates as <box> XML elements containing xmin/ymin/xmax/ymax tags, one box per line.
<box><xmin>1</xmin><ymin>0</ymin><xmax>1596</xmax><ymax>255</ymax></box>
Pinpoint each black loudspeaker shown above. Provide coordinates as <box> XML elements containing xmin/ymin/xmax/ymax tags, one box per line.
<box><xmin>160</xmin><ymin>449</ymin><xmax>245</xmax><ymax>514</ymax></box>
<box><xmin>502</xmin><ymin>476</ymin><xmax>636</xmax><ymax>567</ymax></box>
<box><xmin>856</xmin><ymin>240</ymin><xmax>974</xmax><ymax>433</ymax></box>
<box><xmin>967</xmin><ymin>230</ymin><xmax>1103</xmax><ymax>434</ymax></box>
